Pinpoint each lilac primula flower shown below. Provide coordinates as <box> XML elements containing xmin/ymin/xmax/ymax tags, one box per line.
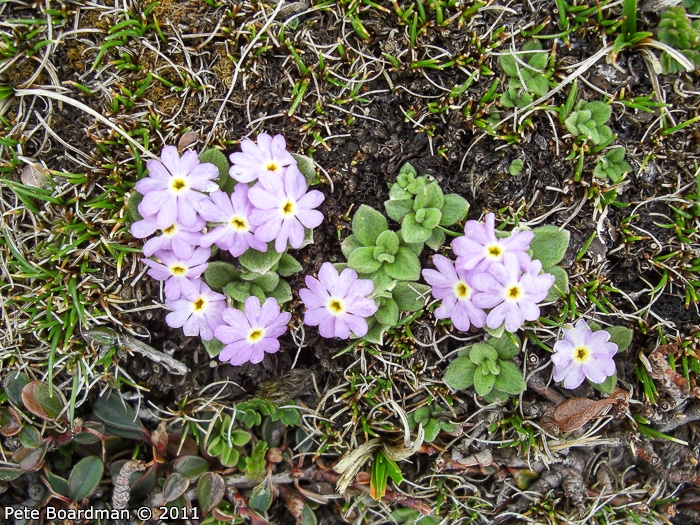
<box><xmin>215</xmin><ymin>296</ymin><xmax>291</xmax><ymax>366</ymax></box>
<box><xmin>141</xmin><ymin>247</ymin><xmax>210</xmax><ymax>301</ymax></box>
<box><xmin>136</xmin><ymin>146</ymin><xmax>219</xmax><ymax>229</ymax></box>
<box><xmin>249</xmin><ymin>164</ymin><xmax>324</xmax><ymax>253</ymax></box>
<box><xmin>229</xmin><ymin>133</ymin><xmax>297</xmax><ymax>184</ymax></box>
<box><xmin>471</xmin><ymin>256</ymin><xmax>555</xmax><ymax>333</ymax></box>
<box><xmin>452</xmin><ymin>213</ymin><xmax>534</xmax><ymax>273</ymax></box>
<box><xmin>165</xmin><ymin>279</ymin><xmax>226</xmax><ymax>341</ymax></box>
<box><xmin>422</xmin><ymin>255</ymin><xmax>486</xmax><ymax>332</ymax></box>
<box><xmin>198</xmin><ymin>187</ymin><xmax>267</xmax><ymax>257</ymax></box>
<box><xmin>299</xmin><ymin>263</ymin><xmax>378</xmax><ymax>339</ymax></box>
<box><xmin>551</xmin><ymin>319</ymin><xmax>618</xmax><ymax>389</ymax></box>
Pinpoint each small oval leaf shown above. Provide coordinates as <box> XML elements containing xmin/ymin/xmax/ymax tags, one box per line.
<box><xmin>162</xmin><ymin>472</ymin><xmax>189</xmax><ymax>503</ymax></box>
<box><xmin>18</xmin><ymin>424</ymin><xmax>42</xmax><ymax>448</ymax></box>
<box><xmin>4</xmin><ymin>371</ymin><xmax>29</xmax><ymax>406</ymax></box>
<box><xmin>0</xmin><ymin>407</ymin><xmax>22</xmax><ymax>437</ymax></box>
<box><xmin>249</xmin><ymin>481</ymin><xmax>273</xmax><ymax>512</ymax></box>
<box><xmin>197</xmin><ymin>472</ymin><xmax>225</xmax><ymax>515</ymax></box>
<box><xmin>14</xmin><ymin>441</ymin><xmax>48</xmax><ymax>472</ymax></box>
<box><xmin>68</xmin><ymin>456</ymin><xmax>104</xmax><ymax>501</ymax></box>
<box><xmin>93</xmin><ymin>391</ymin><xmax>145</xmax><ymax>440</ymax></box>
<box><xmin>21</xmin><ymin>382</ymin><xmax>66</xmax><ymax>421</ymax></box>
<box><xmin>172</xmin><ymin>455</ymin><xmax>210</xmax><ymax>482</ymax></box>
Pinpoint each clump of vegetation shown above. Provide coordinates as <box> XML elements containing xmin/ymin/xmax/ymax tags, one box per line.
<box><xmin>443</xmin><ymin>335</ymin><xmax>526</xmax><ymax>403</ymax></box>
<box><xmin>499</xmin><ymin>40</ymin><xmax>550</xmax><ymax>108</ymax></box>
<box><xmin>407</xmin><ymin>403</ymin><xmax>456</xmax><ymax>442</ymax></box>
<box><xmin>593</xmin><ymin>147</ymin><xmax>633</xmax><ymax>183</ymax></box>
<box><xmin>564</xmin><ymin>100</ymin><xmax>613</xmax><ymax>146</ymax></box>
<box><xmin>384</xmin><ymin>163</ymin><xmax>469</xmax><ymax>250</ymax></box>
<box><xmin>658</xmin><ymin>7</ymin><xmax>700</xmax><ymax>73</ymax></box>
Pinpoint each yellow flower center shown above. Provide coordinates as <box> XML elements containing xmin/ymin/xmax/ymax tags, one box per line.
<box><xmin>266</xmin><ymin>162</ymin><xmax>280</xmax><ymax>172</ymax></box>
<box><xmin>163</xmin><ymin>224</ymin><xmax>177</xmax><ymax>235</ymax></box>
<box><xmin>328</xmin><ymin>298</ymin><xmax>344</xmax><ymax>314</ymax></box>
<box><xmin>455</xmin><ymin>281</ymin><xmax>470</xmax><ymax>299</ymax></box>
<box><xmin>193</xmin><ymin>297</ymin><xmax>205</xmax><ymax>311</ymax></box>
<box><xmin>230</xmin><ymin>216</ymin><xmax>248</xmax><ymax>231</ymax></box>
<box><xmin>171</xmin><ymin>179</ymin><xmax>186</xmax><ymax>191</ymax></box>
<box><xmin>170</xmin><ymin>265</ymin><xmax>186</xmax><ymax>276</ymax></box>
<box><xmin>574</xmin><ymin>346</ymin><xmax>589</xmax><ymax>363</ymax></box>
<box><xmin>486</xmin><ymin>244</ymin><xmax>503</xmax><ymax>259</ymax></box>
<box><xmin>506</xmin><ymin>285</ymin><xmax>522</xmax><ymax>300</ymax></box>
<box><xmin>282</xmin><ymin>200</ymin><xmax>295</xmax><ymax>215</ymax></box>
<box><xmin>248</xmin><ymin>328</ymin><xmax>264</xmax><ymax>342</ymax></box>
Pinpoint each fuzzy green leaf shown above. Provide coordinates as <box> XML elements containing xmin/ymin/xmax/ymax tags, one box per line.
<box><xmin>509</xmin><ymin>159</ymin><xmax>525</xmax><ymax>176</ymax></box>
<box><xmin>423</xmin><ymin>419</ymin><xmax>441</xmax><ymax>442</ymax></box>
<box><xmin>199</xmin><ymin>148</ymin><xmax>232</xmax><ymax>190</ymax></box>
<box><xmin>489</xmin><ymin>334</ymin><xmax>520</xmax><ymax>360</ymax></box>
<box><xmin>201</xmin><ymin>263</ymin><xmax>235</xmax><ymax>293</ymax></box>
<box><xmin>249</xmin><ymin>271</ymin><xmax>279</xmax><ymax>292</ymax></box>
<box><xmin>529</xmin><ymin>75</ymin><xmax>550</xmax><ymax>97</ymax></box>
<box><xmin>421</xmin><ymin>183</ymin><xmax>444</xmax><ymax>209</ymax></box>
<box><xmin>587</xmin><ymin>101</ymin><xmax>612</xmax><ymax>125</ymax></box>
<box><xmin>590</xmin><ymin>371</ymin><xmax>617</xmax><ymax>395</ymax></box>
<box><xmin>413</xmin><ymin>406</ymin><xmax>431</xmax><ymax>424</ymax></box>
<box><xmin>530</xmin><ymin>225</ymin><xmax>570</xmax><ymax>267</ymax></box>
<box><xmin>385</xmin><ymin>198</ymin><xmax>414</xmax><ymax>222</ymax></box>
<box><xmin>375</xmin><ymin>230</ymin><xmax>400</xmax><ymax>254</ymax></box>
<box><xmin>494</xmin><ymin>361</ymin><xmax>527</xmax><ymax>395</ymax></box>
<box><xmin>348</xmin><ymin>246</ymin><xmax>383</xmax><ymax>274</ymax></box>
<box><xmin>353</xmin><ymin>205</ymin><xmax>388</xmax><ymax>247</ymax></box>
<box><xmin>499</xmin><ymin>53</ymin><xmax>518</xmax><ymax>77</ymax></box>
<box><xmin>425</xmin><ymin>228</ymin><xmax>446</xmax><ymax>251</ymax></box>
<box><xmin>544</xmin><ymin>266</ymin><xmax>570</xmax><ymax>301</ymax></box>
<box><xmin>397</xmin><ymin>163</ymin><xmax>417</xmax><ymax>187</ymax></box>
<box><xmin>473</xmin><ymin>368</ymin><xmax>496</xmax><ymax>396</ymax></box>
<box><xmin>389</xmin><ymin>184</ymin><xmax>413</xmax><ymax>201</ymax></box>
<box><xmin>469</xmin><ymin>343</ymin><xmax>499</xmax><ymax>365</ymax></box>
<box><xmin>277</xmin><ymin>254</ymin><xmax>303</xmax><ymax>277</ymax></box>
<box><xmin>392</xmin><ymin>282</ymin><xmax>430</xmax><ymax>311</ymax></box>
<box><xmin>239</xmin><ymin>247</ymin><xmax>282</xmax><ymax>274</ymax></box>
<box><xmin>341</xmin><ymin>234</ymin><xmax>363</xmax><ymax>258</ymax></box>
<box><xmin>605</xmin><ymin>326</ymin><xmax>633</xmax><ymax>352</ymax></box>
<box><xmin>202</xmin><ymin>337</ymin><xmax>225</xmax><ymax>359</ymax></box>
<box><xmin>291</xmin><ymin>152</ymin><xmax>317</xmax><ymax>186</ymax></box>
<box><xmin>384</xmin><ymin>247</ymin><xmax>421</xmax><ymax>281</ymax></box>
<box><xmin>268</xmin><ymin>279</ymin><xmax>292</xmax><ymax>304</ymax></box>
<box><xmin>374</xmin><ymin>297</ymin><xmax>399</xmax><ymax>326</ymax></box>
<box><xmin>364</xmin><ymin>321</ymin><xmax>389</xmax><ymax>344</ymax></box>
<box><xmin>443</xmin><ymin>357</ymin><xmax>477</xmax><ymax>390</ymax></box>
<box><xmin>223</xmin><ymin>281</ymin><xmax>250</xmax><ymax>303</ymax></box>
<box><xmin>401</xmin><ymin>213</ymin><xmax>432</xmax><ymax>244</ymax></box>
<box><xmin>439</xmin><ymin>193</ymin><xmax>469</xmax><ymax>226</ymax></box>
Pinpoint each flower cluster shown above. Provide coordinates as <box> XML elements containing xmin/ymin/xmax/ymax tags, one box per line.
<box><xmin>132</xmin><ymin>134</ymin><xmax>324</xmax><ymax>365</ymax></box>
<box><xmin>423</xmin><ymin>213</ymin><xmax>555</xmax><ymax>333</ymax></box>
